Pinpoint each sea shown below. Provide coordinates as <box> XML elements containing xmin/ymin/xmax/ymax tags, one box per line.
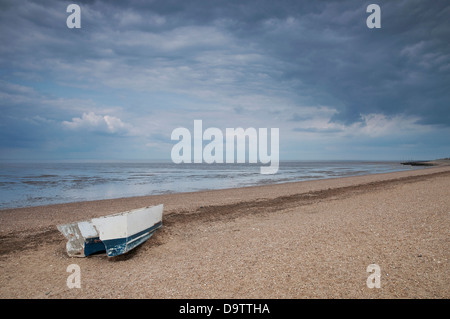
<box><xmin>0</xmin><ymin>161</ymin><xmax>421</xmax><ymax>209</ymax></box>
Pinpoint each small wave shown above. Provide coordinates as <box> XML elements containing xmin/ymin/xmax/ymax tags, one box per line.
<box><xmin>22</xmin><ymin>174</ymin><xmax>59</xmax><ymax>179</ymax></box>
<box><xmin>22</xmin><ymin>180</ymin><xmax>60</xmax><ymax>186</ymax></box>
<box><xmin>129</xmin><ymin>173</ymin><xmax>155</xmax><ymax>177</ymax></box>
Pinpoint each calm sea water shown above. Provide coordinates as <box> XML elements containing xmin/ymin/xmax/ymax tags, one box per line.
<box><xmin>0</xmin><ymin>161</ymin><xmax>420</xmax><ymax>209</ymax></box>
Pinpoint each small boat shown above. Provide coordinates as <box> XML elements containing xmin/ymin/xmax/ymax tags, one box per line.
<box><xmin>57</xmin><ymin>204</ymin><xmax>163</xmax><ymax>257</ymax></box>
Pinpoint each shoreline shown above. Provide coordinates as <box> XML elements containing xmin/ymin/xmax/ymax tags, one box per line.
<box><xmin>0</xmin><ymin>160</ymin><xmax>431</xmax><ymax>211</ymax></box>
<box><xmin>1</xmin><ymin>165</ymin><xmax>449</xmax><ymax>298</ymax></box>
<box><xmin>1</xmin><ymin>165</ymin><xmax>448</xmax><ymax>232</ymax></box>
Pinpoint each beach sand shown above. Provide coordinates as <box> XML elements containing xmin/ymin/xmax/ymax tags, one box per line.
<box><xmin>0</xmin><ymin>165</ymin><xmax>449</xmax><ymax>299</ymax></box>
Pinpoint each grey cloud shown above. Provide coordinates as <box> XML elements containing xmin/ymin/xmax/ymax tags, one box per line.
<box><xmin>289</xmin><ymin>113</ymin><xmax>313</xmax><ymax>122</ymax></box>
<box><xmin>2</xmin><ymin>0</ymin><xmax>449</xmax><ymax>127</ymax></box>
<box><xmin>293</xmin><ymin>127</ymin><xmax>343</xmax><ymax>134</ymax></box>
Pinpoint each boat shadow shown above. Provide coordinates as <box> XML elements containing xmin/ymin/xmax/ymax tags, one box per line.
<box><xmin>107</xmin><ymin>246</ymin><xmax>141</xmax><ymax>262</ymax></box>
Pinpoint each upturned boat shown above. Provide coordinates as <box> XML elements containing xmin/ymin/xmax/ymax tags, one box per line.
<box><xmin>57</xmin><ymin>204</ymin><xmax>163</xmax><ymax>257</ymax></box>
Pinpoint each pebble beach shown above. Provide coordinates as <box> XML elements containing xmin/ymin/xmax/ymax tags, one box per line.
<box><xmin>0</xmin><ymin>165</ymin><xmax>449</xmax><ymax>298</ymax></box>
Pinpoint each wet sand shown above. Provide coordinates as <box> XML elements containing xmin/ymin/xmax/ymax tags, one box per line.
<box><xmin>1</xmin><ymin>165</ymin><xmax>449</xmax><ymax>298</ymax></box>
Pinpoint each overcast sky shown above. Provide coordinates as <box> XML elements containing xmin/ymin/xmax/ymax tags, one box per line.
<box><xmin>1</xmin><ymin>0</ymin><xmax>449</xmax><ymax>161</ymax></box>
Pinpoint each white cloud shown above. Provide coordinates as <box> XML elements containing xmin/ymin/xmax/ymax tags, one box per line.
<box><xmin>289</xmin><ymin>109</ymin><xmax>428</xmax><ymax>138</ymax></box>
<box><xmin>62</xmin><ymin>112</ymin><xmax>133</xmax><ymax>135</ymax></box>
<box><xmin>352</xmin><ymin>113</ymin><xmax>425</xmax><ymax>137</ymax></box>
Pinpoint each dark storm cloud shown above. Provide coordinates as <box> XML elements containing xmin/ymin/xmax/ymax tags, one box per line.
<box><xmin>2</xmin><ymin>0</ymin><xmax>449</xmax><ymax>128</ymax></box>
<box><xmin>81</xmin><ymin>1</ymin><xmax>450</xmax><ymax>126</ymax></box>
<box><xmin>87</xmin><ymin>0</ymin><xmax>449</xmax><ymax>126</ymax></box>
<box><xmin>194</xmin><ymin>0</ymin><xmax>450</xmax><ymax>126</ymax></box>
<box><xmin>1</xmin><ymin>0</ymin><xmax>449</xmax><ymax>160</ymax></box>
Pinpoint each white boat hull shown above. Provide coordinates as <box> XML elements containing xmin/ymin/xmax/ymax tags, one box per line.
<box><xmin>57</xmin><ymin>204</ymin><xmax>163</xmax><ymax>257</ymax></box>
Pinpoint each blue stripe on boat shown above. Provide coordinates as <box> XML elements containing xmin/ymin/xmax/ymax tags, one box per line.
<box><xmin>84</xmin><ymin>237</ymin><xmax>106</xmax><ymax>256</ymax></box>
<box><xmin>84</xmin><ymin>221</ymin><xmax>162</xmax><ymax>257</ymax></box>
